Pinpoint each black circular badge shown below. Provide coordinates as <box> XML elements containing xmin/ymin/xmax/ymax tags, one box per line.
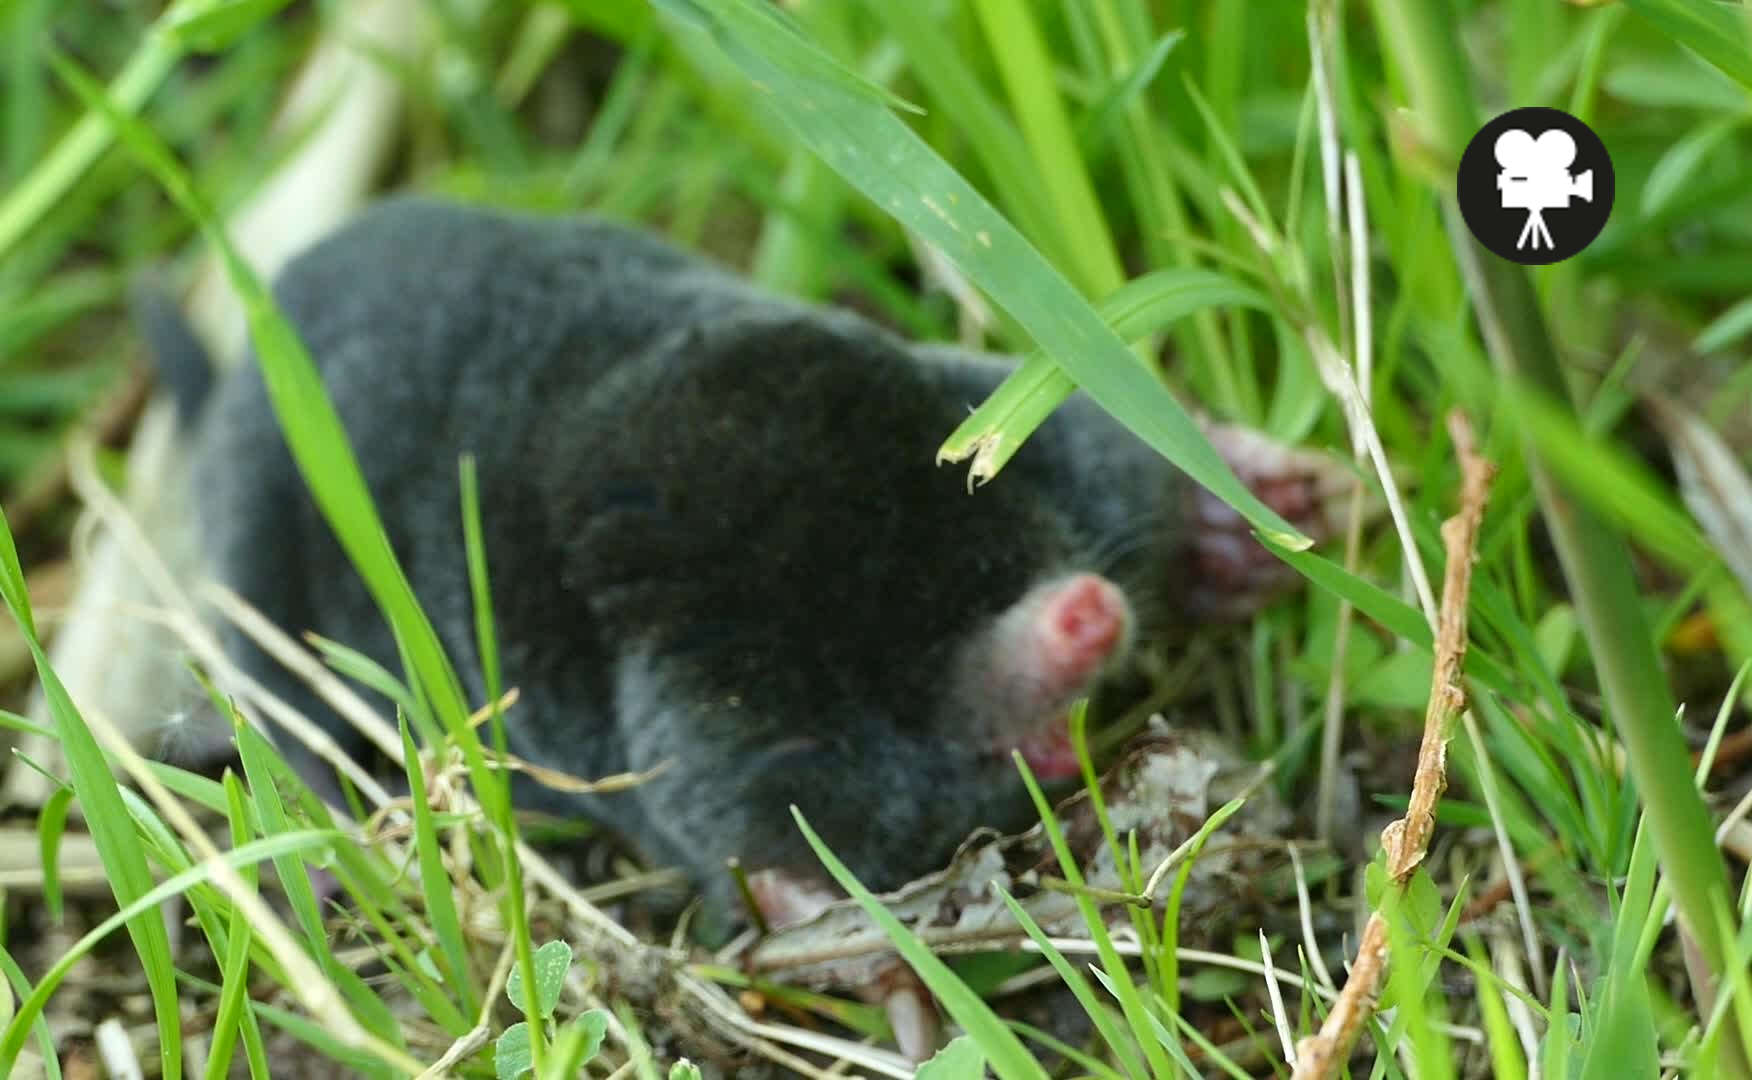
<box><xmin>1457</xmin><ymin>106</ymin><xmax>1614</xmax><ymax>266</ymax></box>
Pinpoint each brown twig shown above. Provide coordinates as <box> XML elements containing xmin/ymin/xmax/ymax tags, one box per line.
<box><xmin>1290</xmin><ymin>412</ymin><xmax>1495</xmax><ymax>1079</ymax></box>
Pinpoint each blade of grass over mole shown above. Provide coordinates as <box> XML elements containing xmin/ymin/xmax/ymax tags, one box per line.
<box><xmin>48</xmin><ymin>46</ymin><xmax>554</xmax><ymax>1069</ymax></box>
<box><xmin>790</xmin><ymin>808</ymin><xmax>1049</xmax><ymax>1079</ymax></box>
<box><xmin>306</xmin><ymin>635</ymin><xmax>423</xmax><ymax>721</ymax></box>
<box><xmin>1067</xmin><ymin>706</ymin><xmax>1168</xmax><ymax>1001</ymax></box>
<box><xmin>144</xmin><ymin>759</ymin><xmax>233</xmax><ymax>816</ymax></box>
<box><xmin>847</xmin><ymin>1</ymin><xmax>1067</xmax><ymax>273</ymax></box>
<box><xmin>232</xmin><ymin>721</ymin><xmax>408</xmax><ymax>1050</ymax></box>
<box><xmin>234</xmin><ymin>713</ymin><xmax>337</xmax><ymax>960</ymax></box>
<box><xmin>399</xmin><ymin>715</ymin><xmax>478</xmax><ymax>1018</ymax></box>
<box><xmin>43</xmin><ymin>47</ymin><xmax>478</xmax><ymax>762</ymax></box>
<box><xmin>0</xmin><ymin>508</ymin><xmax>182</xmax><ymax>1079</ymax></box>
<box><xmin>1160</xmin><ymin>798</ymin><xmax>1248</xmax><ymax>1014</ymax></box>
<box><xmin>458</xmin><ymin>454</ymin><xmax>547</xmax><ymax>1036</ymax></box>
<box><xmin>941</xmin><ymin>267</ymin><xmax>1271</xmax><ymax>477</ymax></box>
<box><xmin>657</xmin><ymin>0</ymin><xmax>1309</xmax><ymax>550</ymax></box>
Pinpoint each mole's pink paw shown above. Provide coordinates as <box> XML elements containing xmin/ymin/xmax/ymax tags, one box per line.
<box><xmin>747</xmin><ymin>869</ymin><xmax>840</xmax><ymax>930</ymax></box>
<box><xmin>1192</xmin><ymin>422</ymin><xmax>1358</xmax><ymax>619</ymax></box>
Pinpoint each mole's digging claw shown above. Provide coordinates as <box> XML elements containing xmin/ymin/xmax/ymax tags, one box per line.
<box><xmin>1192</xmin><ymin>421</ymin><xmax>1361</xmax><ymax>618</ymax></box>
<box><xmin>876</xmin><ymin>969</ymin><xmax>940</xmax><ymax>1063</ymax></box>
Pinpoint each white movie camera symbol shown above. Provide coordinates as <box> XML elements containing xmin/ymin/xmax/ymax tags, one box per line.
<box><xmin>1495</xmin><ymin>128</ymin><xmax>1593</xmax><ymax>251</ymax></box>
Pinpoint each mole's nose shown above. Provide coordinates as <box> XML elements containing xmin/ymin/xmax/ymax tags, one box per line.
<box><xmin>1037</xmin><ymin>573</ymin><xmax>1131</xmax><ymax>690</ymax></box>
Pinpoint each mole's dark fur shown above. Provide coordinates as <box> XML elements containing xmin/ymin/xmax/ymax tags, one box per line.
<box><xmin>161</xmin><ymin>196</ymin><xmax>1204</xmax><ymax>928</ymax></box>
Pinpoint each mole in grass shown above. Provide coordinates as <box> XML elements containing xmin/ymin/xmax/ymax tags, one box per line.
<box><xmin>144</xmin><ymin>194</ymin><xmax>1326</xmax><ymax>997</ymax></box>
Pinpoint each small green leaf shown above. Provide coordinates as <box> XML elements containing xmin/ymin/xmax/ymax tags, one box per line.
<box><xmin>574</xmin><ymin>1010</ymin><xmax>609</xmax><ymax>1062</ymax></box>
<box><xmin>1182</xmin><ymin>968</ymin><xmax>1250</xmax><ymax>1003</ymax></box>
<box><xmin>914</xmin><ymin>1034</ymin><xmax>988</xmax><ymax>1079</ymax></box>
<box><xmin>506</xmin><ymin>940</ymin><xmax>573</xmax><ymax>1019</ymax></box>
<box><xmin>496</xmin><ymin>1022</ymin><xmax>533</xmax><ymax>1080</ymax></box>
<box><xmin>1352</xmin><ymin>650</ymin><xmax>1437</xmax><ymax>710</ymax></box>
<box><xmin>546</xmin><ymin>1009</ymin><xmax>609</xmax><ymax>1074</ymax></box>
<box><xmin>669</xmin><ymin>1062</ymin><xmax>703</xmax><ymax>1080</ymax></box>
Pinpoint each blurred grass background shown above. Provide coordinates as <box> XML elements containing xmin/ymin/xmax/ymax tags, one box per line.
<box><xmin>2</xmin><ymin>0</ymin><xmax>1752</xmax><ymax>1076</ymax></box>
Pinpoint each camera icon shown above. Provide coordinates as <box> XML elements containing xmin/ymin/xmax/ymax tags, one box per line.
<box><xmin>1495</xmin><ymin>129</ymin><xmax>1593</xmax><ymax>251</ymax></box>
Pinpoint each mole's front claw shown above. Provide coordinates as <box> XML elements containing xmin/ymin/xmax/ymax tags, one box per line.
<box><xmin>1192</xmin><ymin>420</ymin><xmax>1363</xmax><ymax>618</ymax></box>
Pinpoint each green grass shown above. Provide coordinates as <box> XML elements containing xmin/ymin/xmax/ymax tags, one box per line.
<box><xmin>3</xmin><ymin>0</ymin><xmax>1752</xmax><ymax>1075</ymax></box>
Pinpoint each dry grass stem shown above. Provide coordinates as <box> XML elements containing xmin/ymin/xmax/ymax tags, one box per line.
<box><xmin>1261</xmin><ymin>928</ymin><xmax>1298</xmax><ymax>1061</ymax></box>
<box><xmin>1290</xmin><ymin>411</ymin><xmax>1495</xmax><ymax>1079</ymax></box>
<box><xmin>1287</xmin><ymin>842</ymin><xmax>1337</xmax><ymax>992</ymax></box>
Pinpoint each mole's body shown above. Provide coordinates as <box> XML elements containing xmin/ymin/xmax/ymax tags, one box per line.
<box><xmin>166</xmin><ymin>197</ymin><xmax>1284</xmax><ymax>928</ymax></box>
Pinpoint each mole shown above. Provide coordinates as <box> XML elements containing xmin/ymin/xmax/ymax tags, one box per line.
<box><xmin>147</xmin><ymin>195</ymin><xmax>1321</xmax><ymax>946</ymax></box>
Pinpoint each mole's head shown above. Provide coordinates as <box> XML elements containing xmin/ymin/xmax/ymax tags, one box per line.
<box><xmin>573</xmin><ymin>308</ymin><xmax>1151</xmax><ymax>910</ymax></box>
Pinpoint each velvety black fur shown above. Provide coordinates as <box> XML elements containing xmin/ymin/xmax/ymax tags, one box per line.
<box><xmin>172</xmin><ymin>196</ymin><xmax>1195</xmax><ymax>927</ymax></box>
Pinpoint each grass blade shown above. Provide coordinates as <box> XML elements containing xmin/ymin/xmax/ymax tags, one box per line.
<box><xmin>0</xmin><ymin>514</ymin><xmax>183</xmax><ymax>1079</ymax></box>
<box><xmin>657</xmin><ymin>0</ymin><xmax>1310</xmax><ymax>550</ymax></box>
<box><xmin>399</xmin><ymin>713</ymin><xmax>479</xmax><ymax>1018</ymax></box>
<box><xmin>204</xmin><ymin>772</ymin><xmax>271</xmax><ymax>1080</ymax></box>
<box><xmin>1620</xmin><ymin>0</ymin><xmax>1752</xmax><ymax>90</ymax></box>
<box><xmin>790</xmin><ymin>807</ymin><xmax>1049</xmax><ymax>1079</ymax></box>
<box><xmin>993</xmin><ymin>886</ymin><xmax>1149</xmax><ymax>1077</ymax></box>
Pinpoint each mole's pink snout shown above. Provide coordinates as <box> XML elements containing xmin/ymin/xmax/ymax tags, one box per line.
<box><xmin>1035</xmin><ymin>573</ymin><xmax>1131</xmax><ymax>694</ymax></box>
